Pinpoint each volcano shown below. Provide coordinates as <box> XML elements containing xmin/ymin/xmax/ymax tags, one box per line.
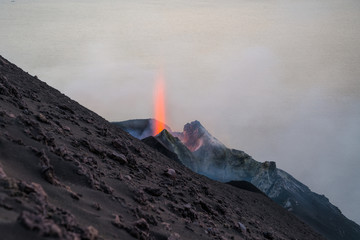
<box><xmin>115</xmin><ymin>119</ymin><xmax>360</xmax><ymax>240</ymax></box>
<box><xmin>0</xmin><ymin>55</ymin><xmax>328</xmax><ymax>239</ymax></box>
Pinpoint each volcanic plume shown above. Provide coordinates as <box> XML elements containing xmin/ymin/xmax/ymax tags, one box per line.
<box><xmin>153</xmin><ymin>71</ymin><xmax>166</xmax><ymax>135</ymax></box>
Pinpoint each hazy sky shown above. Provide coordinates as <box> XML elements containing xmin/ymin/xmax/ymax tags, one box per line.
<box><xmin>1</xmin><ymin>0</ymin><xmax>359</xmax><ymax>224</ymax></box>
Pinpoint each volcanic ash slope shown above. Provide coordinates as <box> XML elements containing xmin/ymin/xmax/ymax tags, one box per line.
<box><xmin>0</xmin><ymin>55</ymin><xmax>324</xmax><ymax>240</ymax></box>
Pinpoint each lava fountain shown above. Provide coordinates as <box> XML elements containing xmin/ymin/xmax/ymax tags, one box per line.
<box><xmin>153</xmin><ymin>71</ymin><xmax>166</xmax><ymax>135</ymax></box>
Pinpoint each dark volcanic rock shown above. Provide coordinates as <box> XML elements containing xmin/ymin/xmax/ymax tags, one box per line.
<box><xmin>226</xmin><ymin>181</ymin><xmax>266</xmax><ymax>196</ymax></box>
<box><xmin>0</xmin><ymin>55</ymin><xmax>326</xmax><ymax>240</ymax></box>
<box><xmin>142</xmin><ymin>135</ymin><xmax>180</xmax><ymax>163</ymax></box>
<box><xmin>153</xmin><ymin>129</ymin><xmax>198</xmax><ymax>171</ymax></box>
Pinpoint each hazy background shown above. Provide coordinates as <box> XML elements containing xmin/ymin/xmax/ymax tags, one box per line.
<box><xmin>1</xmin><ymin>0</ymin><xmax>359</xmax><ymax>224</ymax></box>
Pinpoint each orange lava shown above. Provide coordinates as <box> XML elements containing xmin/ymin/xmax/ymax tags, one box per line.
<box><xmin>153</xmin><ymin>71</ymin><xmax>166</xmax><ymax>135</ymax></box>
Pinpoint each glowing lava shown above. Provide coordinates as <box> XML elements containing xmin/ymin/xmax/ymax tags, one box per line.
<box><xmin>153</xmin><ymin>71</ymin><xmax>166</xmax><ymax>135</ymax></box>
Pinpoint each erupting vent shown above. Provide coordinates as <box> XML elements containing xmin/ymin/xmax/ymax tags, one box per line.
<box><xmin>153</xmin><ymin>71</ymin><xmax>166</xmax><ymax>135</ymax></box>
